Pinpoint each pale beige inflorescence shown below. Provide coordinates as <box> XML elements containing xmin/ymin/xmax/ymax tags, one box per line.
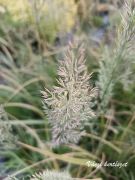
<box><xmin>0</xmin><ymin>105</ymin><xmax>16</xmax><ymax>149</ymax></box>
<box><xmin>31</xmin><ymin>170</ymin><xmax>72</xmax><ymax>180</ymax></box>
<box><xmin>97</xmin><ymin>0</ymin><xmax>135</xmax><ymax>112</ymax></box>
<box><xmin>42</xmin><ymin>43</ymin><xmax>98</xmax><ymax>146</ymax></box>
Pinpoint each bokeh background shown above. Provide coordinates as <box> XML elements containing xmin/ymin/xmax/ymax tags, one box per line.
<box><xmin>0</xmin><ymin>0</ymin><xmax>135</xmax><ymax>179</ymax></box>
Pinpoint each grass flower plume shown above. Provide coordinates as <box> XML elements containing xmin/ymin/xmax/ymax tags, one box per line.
<box><xmin>42</xmin><ymin>43</ymin><xmax>97</xmax><ymax>146</ymax></box>
<box><xmin>31</xmin><ymin>170</ymin><xmax>72</xmax><ymax>180</ymax></box>
<box><xmin>0</xmin><ymin>105</ymin><xmax>16</xmax><ymax>149</ymax></box>
<box><xmin>97</xmin><ymin>0</ymin><xmax>135</xmax><ymax>111</ymax></box>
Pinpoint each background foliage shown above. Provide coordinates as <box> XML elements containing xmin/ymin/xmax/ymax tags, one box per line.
<box><xmin>0</xmin><ymin>0</ymin><xmax>135</xmax><ymax>179</ymax></box>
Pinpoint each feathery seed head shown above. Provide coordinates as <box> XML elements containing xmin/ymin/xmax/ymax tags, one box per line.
<box><xmin>0</xmin><ymin>105</ymin><xmax>16</xmax><ymax>149</ymax></box>
<box><xmin>97</xmin><ymin>0</ymin><xmax>135</xmax><ymax>112</ymax></box>
<box><xmin>31</xmin><ymin>170</ymin><xmax>72</xmax><ymax>180</ymax></box>
<box><xmin>42</xmin><ymin>43</ymin><xmax>98</xmax><ymax>146</ymax></box>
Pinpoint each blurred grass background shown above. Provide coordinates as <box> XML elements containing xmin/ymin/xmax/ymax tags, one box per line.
<box><xmin>0</xmin><ymin>0</ymin><xmax>135</xmax><ymax>179</ymax></box>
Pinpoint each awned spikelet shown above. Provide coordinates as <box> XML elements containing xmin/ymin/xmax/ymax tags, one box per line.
<box><xmin>42</xmin><ymin>43</ymin><xmax>98</xmax><ymax>146</ymax></box>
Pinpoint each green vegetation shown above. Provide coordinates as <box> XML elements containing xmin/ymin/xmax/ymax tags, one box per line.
<box><xmin>0</xmin><ymin>0</ymin><xmax>135</xmax><ymax>180</ymax></box>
